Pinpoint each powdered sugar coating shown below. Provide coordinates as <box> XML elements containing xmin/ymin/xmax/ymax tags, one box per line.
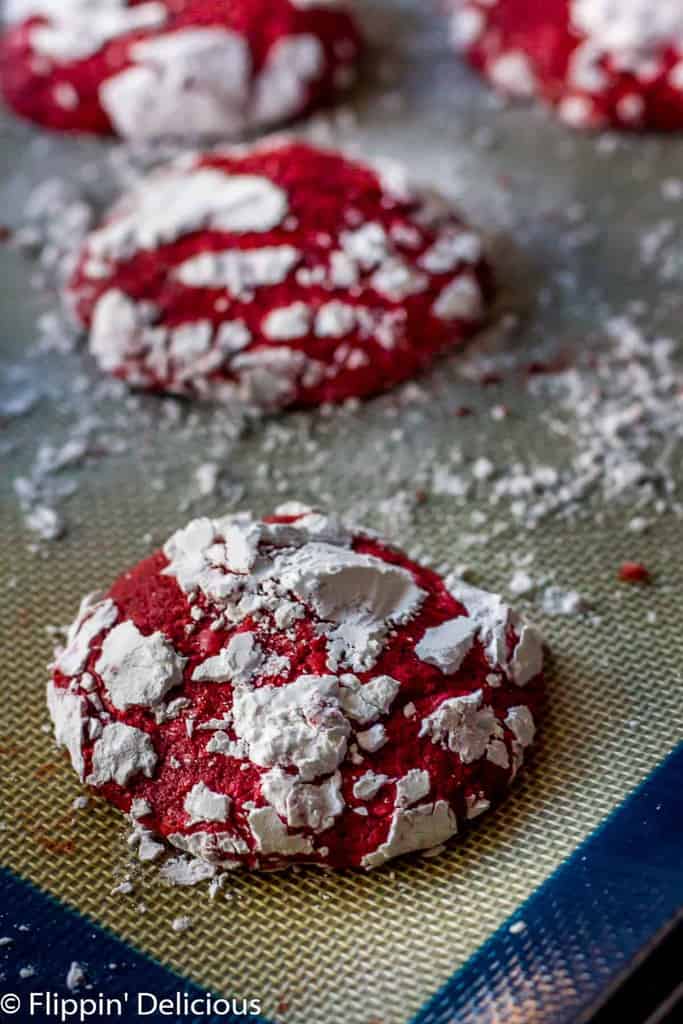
<box><xmin>67</xmin><ymin>141</ymin><xmax>493</xmax><ymax>409</ymax></box>
<box><xmin>571</xmin><ymin>1</ymin><xmax>683</xmax><ymax>56</ymax></box>
<box><xmin>0</xmin><ymin>0</ymin><xmax>361</xmax><ymax>137</ymax></box>
<box><xmin>47</xmin><ymin>505</ymin><xmax>543</xmax><ymax>872</ymax></box>
<box><xmin>452</xmin><ymin>0</ymin><xmax>683</xmax><ymax>131</ymax></box>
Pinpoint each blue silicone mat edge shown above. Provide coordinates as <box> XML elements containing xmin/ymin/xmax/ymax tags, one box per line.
<box><xmin>0</xmin><ymin>866</ymin><xmax>273</xmax><ymax>1023</ymax></box>
<box><xmin>411</xmin><ymin>741</ymin><xmax>683</xmax><ymax>1024</ymax></box>
<box><xmin>2</xmin><ymin>743</ymin><xmax>682</xmax><ymax>1024</ymax></box>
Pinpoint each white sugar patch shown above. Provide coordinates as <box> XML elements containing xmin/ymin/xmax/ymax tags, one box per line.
<box><xmin>184</xmin><ymin>782</ymin><xmax>231</xmax><ymax>825</ymax></box>
<box><xmin>55</xmin><ymin>595</ymin><xmax>118</xmax><ymax>677</ymax></box>
<box><xmin>571</xmin><ymin>0</ymin><xmax>683</xmax><ymax>59</ymax></box>
<box><xmin>232</xmin><ymin>674</ymin><xmax>350</xmax><ymax>780</ymax></box>
<box><xmin>101</xmin><ymin>28</ymin><xmax>250</xmax><ymax>138</ymax></box>
<box><xmin>419</xmin><ymin>691</ymin><xmax>503</xmax><ymax>765</ymax></box>
<box><xmin>88</xmin><ymin>170</ymin><xmax>288</xmax><ymax>262</ymax></box>
<box><xmin>29</xmin><ymin>2</ymin><xmax>167</xmax><ymax>63</ymax></box>
<box><xmin>87</xmin><ymin>723</ymin><xmax>157</xmax><ymax>787</ymax></box>
<box><xmin>175</xmin><ymin>246</ymin><xmax>300</xmax><ymax>293</ymax></box>
<box><xmin>362</xmin><ymin>800</ymin><xmax>457</xmax><ymax>869</ymax></box>
<box><xmin>96</xmin><ymin>621</ymin><xmax>186</xmax><ymax>710</ymax></box>
<box><xmin>415</xmin><ymin>617</ymin><xmax>478</xmax><ymax>674</ymax></box>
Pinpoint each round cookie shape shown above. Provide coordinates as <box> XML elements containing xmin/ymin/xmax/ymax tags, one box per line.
<box><xmin>66</xmin><ymin>141</ymin><xmax>493</xmax><ymax>409</ymax></box>
<box><xmin>0</xmin><ymin>0</ymin><xmax>361</xmax><ymax>137</ymax></box>
<box><xmin>451</xmin><ymin>0</ymin><xmax>683</xmax><ymax>131</ymax></box>
<box><xmin>47</xmin><ymin>505</ymin><xmax>544</xmax><ymax>873</ymax></box>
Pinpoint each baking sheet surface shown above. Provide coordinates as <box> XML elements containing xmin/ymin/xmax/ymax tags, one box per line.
<box><xmin>1</xmin><ymin>3</ymin><xmax>683</xmax><ymax>1023</ymax></box>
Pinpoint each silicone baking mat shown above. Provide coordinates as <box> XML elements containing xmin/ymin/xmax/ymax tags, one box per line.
<box><xmin>1</xmin><ymin>2</ymin><xmax>682</xmax><ymax>1023</ymax></box>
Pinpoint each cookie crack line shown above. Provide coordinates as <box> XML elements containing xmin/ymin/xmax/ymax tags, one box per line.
<box><xmin>48</xmin><ymin>503</ymin><xmax>544</xmax><ymax>876</ymax></box>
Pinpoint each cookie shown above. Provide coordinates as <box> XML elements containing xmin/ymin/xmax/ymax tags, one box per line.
<box><xmin>66</xmin><ymin>140</ymin><xmax>493</xmax><ymax>409</ymax></box>
<box><xmin>48</xmin><ymin>505</ymin><xmax>544</xmax><ymax>873</ymax></box>
<box><xmin>451</xmin><ymin>0</ymin><xmax>683</xmax><ymax>131</ymax></box>
<box><xmin>1</xmin><ymin>0</ymin><xmax>361</xmax><ymax>137</ymax></box>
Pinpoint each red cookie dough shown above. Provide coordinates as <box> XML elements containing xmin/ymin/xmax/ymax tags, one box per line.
<box><xmin>66</xmin><ymin>141</ymin><xmax>493</xmax><ymax>409</ymax></box>
<box><xmin>48</xmin><ymin>505</ymin><xmax>544</xmax><ymax>873</ymax></box>
<box><xmin>1</xmin><ymin>0</ymin><xmax>361</xmax><ymax>138</ymax></box>
<box><xmin>450</xmin><ymin>0</ymin><xmax>683</xmax><ymax>131</ymax></box>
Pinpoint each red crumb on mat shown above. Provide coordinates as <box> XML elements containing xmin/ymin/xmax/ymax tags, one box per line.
<box><xmin>618</xmin><ymin>562</ymin><xmax>651</xmax><ymax>583</ymax></box>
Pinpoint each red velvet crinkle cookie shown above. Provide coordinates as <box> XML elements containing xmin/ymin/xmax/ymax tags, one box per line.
<box><xmin>66</xmin><ymin>141</ymin><xmax>493</xmax><ymax>409</ymax></box>
<box><xmin>48</xmin><ymin>505</ymin><xmax>544</xmax><ymax>873</ymax></box>
<box><xmin>0</xmin><ymin>0</ymin><xmax>361</xmax><ymax>137</ymax></box>
<box><xmin>451</xmin><ymin>0</ymin><xmax>683</xmax><ymax>131</ymax></box>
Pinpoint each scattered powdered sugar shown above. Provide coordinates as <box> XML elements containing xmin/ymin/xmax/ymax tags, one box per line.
<box><xmin>14</xmin><ymin>435</ymin><xmax>107</xmax><ymax>542</ymax></box>
<box><xmin>6</xmin><ymin>149</ymin><xmax>252</xmax><ymax>542</ymax></box>
<box><xmin>170</xmin><ymin>916</ymin><xmax>192</xmax><ymax>933</ymax></box>
<box><xmin>12</xmin><ymin>176</ymin><xmax>94</xmax><ymax>299</ymax></box>
<box><xmin>160</xmin><ymin>856</ymin><xmax>216</xmax><ymax>886</ymax></box>
<box><xmin>428</xmin><ymin>316</ymin><xmax>683</xmax><ymax>532</ymax></box>
<box><xmin>508</xmin><ymin>570</ymin><xmax>535</xmax><ymax>596</ymax></box>
<box><xmin>65</xmin><ymin>961</ymin><xmax>86</xmax><ymax>991</ymax></box>
<box><xmin>530</xmin><ymin>318</ymin><xmax>682</xmax><ymax>514</ymax></box>
<box><xmin>540</xmin><ymin>586</ymin><xmax>587</xmax><ymax>617</ymax></box>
